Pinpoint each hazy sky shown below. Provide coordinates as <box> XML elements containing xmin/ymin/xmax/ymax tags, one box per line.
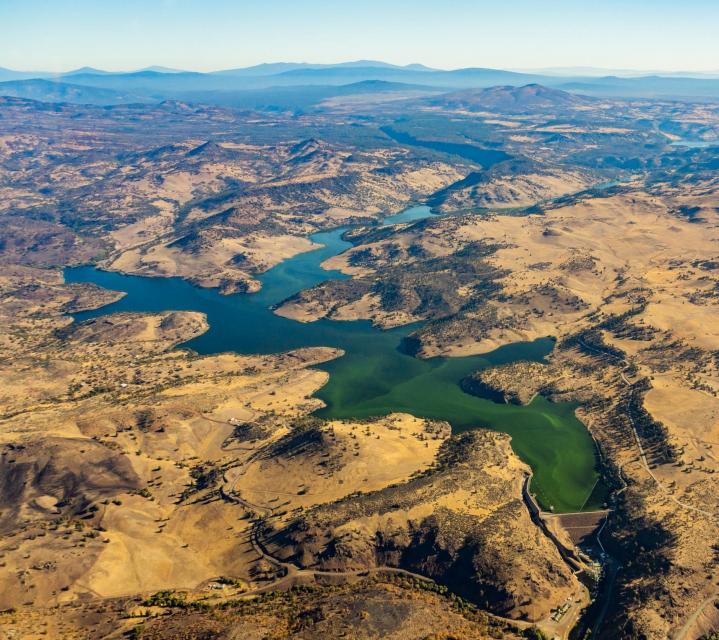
<box><xmin>2</xmin><ymin>0</ymin><xmax>718</xmax><ymax>73</ymax></box>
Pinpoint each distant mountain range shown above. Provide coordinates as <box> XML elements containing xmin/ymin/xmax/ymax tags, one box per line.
<box><xmin>212</xmin><ymin>60</ymin><xmax>439</xmax><ymax>76</ymax></box>
<box><xmin>515</xmin><ymin>66</ymin><xmax>719</xmax><ymax>79</ymax></box>
<box><xmin>0</xmin><ymin>78</ymin><xmax>151</xmax><ymax>104</ymax></box>
<box><xmin>2</xmin><ymin>60</ymin><xmax>719</xmax><ymax>106</ymax></box>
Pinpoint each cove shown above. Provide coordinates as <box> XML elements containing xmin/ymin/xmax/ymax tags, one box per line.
<box><xmin>65</xmin><ymin>206</ymin><xmax>607</xmax><ymax>513</ymax></box>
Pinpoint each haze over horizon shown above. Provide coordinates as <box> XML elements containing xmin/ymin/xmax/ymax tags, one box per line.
<box><xmin>3</xmin><ymin>60</ymin><xmax>719</xmax><ymax>79</ymax></box>
<box><xmin>2</xmin><ymin>0</ymin><xmax>718</xmax><ymax>74</ymax></box>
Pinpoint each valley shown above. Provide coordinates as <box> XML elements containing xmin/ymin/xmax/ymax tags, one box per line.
<box><xmin>0</xmin><ymin>74</ymin><xmax>718</xmax><ymax>639</ymax></box>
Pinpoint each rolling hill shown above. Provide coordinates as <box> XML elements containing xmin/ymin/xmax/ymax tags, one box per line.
<box><xmin>0</xmin><ymin>79</ymin><xmax>155</xmax><ymax>105</ymax></box>
<box><xmin>425</xmin><ymin>83</ymin><xmax>595</xmax><ymax>113</ymax></box>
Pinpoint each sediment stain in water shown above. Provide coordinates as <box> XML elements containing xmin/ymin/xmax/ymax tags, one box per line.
<box><xmin>66</xmin><ymin>206</ymin><xmax>607</xmax><ymax>513</ymax></box>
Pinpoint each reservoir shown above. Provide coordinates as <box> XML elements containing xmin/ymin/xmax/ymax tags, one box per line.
<box><xmin>66</xmin><ymin>206</ymin><xmax>607</xmax><ymax>513</ymax></box>
<box><xmin>670</xmin><ymin>139</ymin><xmax>716</xmax><ymax>148</ymax></box>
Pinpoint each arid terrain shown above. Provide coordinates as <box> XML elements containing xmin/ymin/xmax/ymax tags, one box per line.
<box><xmin>1</xmin><ymin>79</ymin><xmax>719</xmax><ymax>639</ymax></box>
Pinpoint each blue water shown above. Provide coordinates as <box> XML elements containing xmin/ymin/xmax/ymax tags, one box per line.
<box><xmin>670</xmin><ymin>140</ymin><xmax>717</xmax><ymax>148</ymax></box>
<box><xmin>65</xmin><ymin>206</ymin><xmax>607</xmax><ymax>512</ymax></box>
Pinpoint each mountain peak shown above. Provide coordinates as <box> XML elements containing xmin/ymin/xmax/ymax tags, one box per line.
<box><xmin>63</xmin><ymin>66</ymin><xmax>110</xmax><ymax>76</ymax></box>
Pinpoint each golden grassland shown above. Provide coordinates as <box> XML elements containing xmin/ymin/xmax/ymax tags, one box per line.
<box><xmin>0</xmin><ymin>268</ymin><xmax>568</xmax><ymax>638</ymax></box>
<box><xmin>274</xmin><ymin>177</ymin><xmax>719</xmax><ymax>637</ymax></box>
